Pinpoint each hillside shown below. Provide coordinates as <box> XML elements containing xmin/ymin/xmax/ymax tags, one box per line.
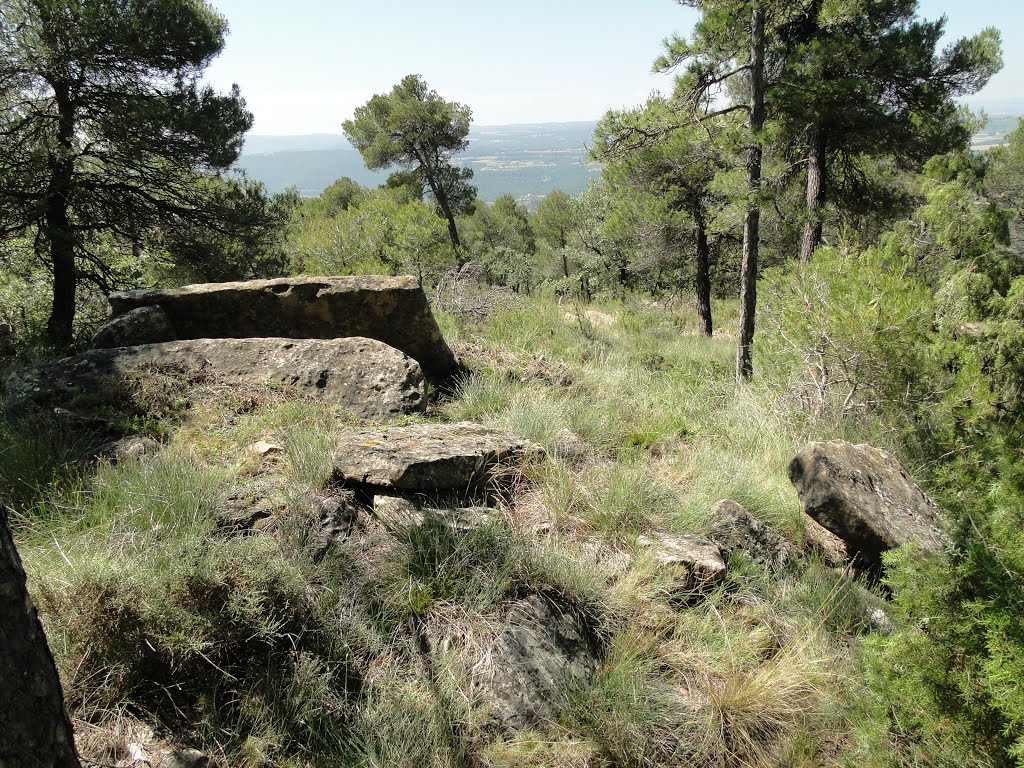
<box><xmin>4</xmin><ymin>285</ymin><xmax>899</xmax><ymax>767</ymax></box>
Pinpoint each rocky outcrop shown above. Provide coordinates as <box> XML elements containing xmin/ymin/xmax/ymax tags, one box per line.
<box><xmin>788</xmin><ymin>441</ymin><xmax>949</xmax><ymax>573</ymax></box>
<box><xmin>473</xmin><ymin>594</ymin><xmax>601</xmax><ymax>731</ymax></box>
<box><xmin>96</xmin><ymin>275</ymin><xmax>460</xmax><ymax>381</ymax></box>
<box><xmin>637</xmin><ymin>533</ymin><xmax>727</xmax><ymax>592</ymax></box>
<box><xmin>708</xmin><ymin>499</ymin><xmax>796</xmax><ymax>572</ymax></box>
<box><xmin>5</xmin><ymin>337</ymin><xmax>426</xmax><ymax>420</ymax></box>
<box><xmin>91</xmin><ymin>306</ymin><xmax>175</xmax><ymax>349</ymax></box>
<box><xmin>332</xmin><ymin>422</ymin><xmax>542</xmax><ymax>492</ymax></box>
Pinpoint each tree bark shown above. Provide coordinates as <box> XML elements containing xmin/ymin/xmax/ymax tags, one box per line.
<box><xmin>415</xmin><ymin>149</ymin><xmax>462</xmax><ymax>253</ymax></box>
<box><xmin>799</xmin><ymin>121</ymin><xmax>827</xmax><ymax>262</ymax></box>
<box><xmin>45</xmin><ymin>85</ymin><xmax>77</xmax><ymax>346</ymax></box>
<box><xmin>736</xmin><ymin>4</ymin><xmax>765</xmax><ymax>382</ymax></box>
<box><xmin>0</xmin><ymin>505</ymin><xmax>82</xmax><ymax>768</ymax></box>
<box><xmin>694</xmin><ymin>206</ymin><xmax>713</xmax><ymax>337</ymax></box>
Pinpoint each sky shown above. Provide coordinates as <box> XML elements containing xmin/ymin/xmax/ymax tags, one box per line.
<box><xmin>201</xmin><ymin>0</ymin><xmax>1024</xmax><ymax>136</ymax></box>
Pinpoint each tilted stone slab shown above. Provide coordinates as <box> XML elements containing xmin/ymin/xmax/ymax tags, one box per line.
<box><xmin>333</xmin><ymin>422</ymin><xmax>543</xmax><ymax>491</ymax></box>
<box><xmin>373</xmin><ymin>494</ymin><xmax>501</xmax><ymax>531</ymax></box>
<box><xmin>99</xmin><ymin>275</ymin><xmax>459</xmax><ymax>381</ymax></box>
<box><xmin>472</xmin><ymin>594</ymin><xmax>601</xmax><ymax>731</ymax></box>
<box><xmin>5</xmin><ymin>337</ymin><xmax>425</xmax><ymax>420</ymax></box>
<box><xmin>788</xmin><ymin>440</ymin><xmax>949</xmax><ymax>573</ymax></box>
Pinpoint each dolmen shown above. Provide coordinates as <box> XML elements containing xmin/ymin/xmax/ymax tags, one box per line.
<box><xmin>4</xmin><ymin>276</ymin><xmax>460</xmax><ymax>421</ymax></box>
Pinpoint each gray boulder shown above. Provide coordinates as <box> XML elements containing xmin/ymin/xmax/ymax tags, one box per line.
<box><xmin>92</xmin><ymin>305</ymin><xmax>176</xmax><ymax>348</ymax></box>
<box><xmin>333</xmin><ymin>422</ymin><xmax>542</xmax><ymax>492</ymax></box>
<box><xmin>6</xmin><ymin>337</ymin><xmax>426</xmax><ymax>420</ymax></box>
<box><xmin>102</xmin><ymin>275</ymin><xmax>459</xmax><ymax>381</ymax></box>
<box><xmin>372</xmin><ymin>494</ymin><xmax>500</xmax><ymax>531</ymax></box>
<box><xmin>708</xmin><ymin>499</ymin><xmax>796</xmax><ymax>571</ymax></box>
<box><xmin>473</xmin><ymin>594</ymin><xmax>601</xmax><ymax>731</ymax></box>
<box><xmin>637</xmin><ymin>532</ymin><xmax>727</xmax><ymax>592</ymax></box>
<box><xmin>788</xmin><ymin>440</ymin><xmax>949</xmax><ymax>572</ymax></box>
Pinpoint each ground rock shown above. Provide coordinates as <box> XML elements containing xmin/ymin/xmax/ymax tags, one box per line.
<box><xmin>473</xmin><ymin>594</ymin><xmax>601</xmax><ymax>731</ymax></box>
<box><xmin>708</xmin><ymin>499</ymin><xmax>795</xmax><ymax>571</ymax></box>
<box><xmin>333</xmin><ymin>422</ymin><xmax>543</xmax><ymax>492</ymax></box>
<box><xmin>92</xmin><ymin>306</ymin><xmax>176</xmax><ymax>348</ymax></box>
<box><xmin>303</xmin><ymin>495</ymin><xmax>359</xmax><ymax>560</ymax></box>
<box><xmin>5</xmin><ymin>337</ymin><xmax>426</xmax><ymax>420</ymax></box>
<box><xmin>103</xmin><ymin>275</ymin><xmax>459</xmax><ymax>381</ymax></box>
<box><xmin>95</xmin><ymin>435</ymin><xmax>161</xmax><ymax>464</ymax></box>
<box><xmin>637</xmin><ymin>532</ymin><xmax>727</xmax><ymax>591</ymax></box>
<box><xmin>788</xmin><ymin>440</ymin><xmax>949</xmax><ymax>572</ymax></box>
<box><xmin>372</xmin><ymin>494</ymin><xmax>500</xmax><ymax>531</ymax></box>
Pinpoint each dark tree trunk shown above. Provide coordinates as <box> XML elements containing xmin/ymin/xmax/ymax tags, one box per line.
<box><xmin>0</xmin><ymin>506</ymin><xmax>82</xmax><ymax>768</ymax></box>
<box><xmin>694</xmin><ymin>206</ymin><xmax>713</xmax><ymax>337</ymax></box>
<box><xmin>415</xmin><ymin>150</ymin><xmax>462</xmax><ymax>255</ymax></box>
<box><xmin>736</xmin><ymin>4</ymin><xmax>765</xmax><ymax>382</ymax></box>
<box><xmin>45</xmin><ymin>87</ymin><xmax>77</xmax><ymax>346</ymax></box>
<box><xmin>799</xmin><ymin>122</ymin><xmax>827</xmax><ymax>262</ymax></box>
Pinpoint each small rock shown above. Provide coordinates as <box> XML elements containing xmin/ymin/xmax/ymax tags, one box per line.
<box><xmin>708</xmin><ymin>499</ymin><xmax>795</xmax><ymax>571</ymax></box>
<box><xmin>305</xmin><ymin>495</ymin><xmax>358</xmax><ymax>560</ymax></box>
<box><xmin>250</xmin><ymin>440</ymin><xmax>284</xmax><ymax>457</ymax></box>
<box><xmin>637</xmin><ymin>533</ymin><xmax>727</xmax><ymax>592</ymax></box>
<box><xmin>95</xmin><ymin>435</ymin><xmax>160</xmax><ymax>464</ymax></box>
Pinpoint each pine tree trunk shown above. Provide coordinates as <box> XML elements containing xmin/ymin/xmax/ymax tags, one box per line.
<box><xmin>736</xmin><ymin>4</ymin><xmax>765</xmax><ymax>382</ymax></box>
<box><xmin>799</xmin><ymin>122</ymin><xmax>826</xmax><ymax>262</ymax></box>
<box><xmin>0</xmin><ymin>505</ymin><xmax>82</xmax><ymax>768</ymax></box>
<box><xmin>694</xmin><ymin>207</ymin><xmax>713</xmax><ymax>337</ymax></box>
<box><xmin>45</xmin><ymin>88</ymin><xmax>77</xmax><ymax>346</ymax></box>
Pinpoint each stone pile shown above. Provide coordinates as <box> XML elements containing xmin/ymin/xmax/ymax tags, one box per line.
<box><xmin>4</xmin><ymin>276</ymin><xmax>461</xmax><ymax>419</ymax></box>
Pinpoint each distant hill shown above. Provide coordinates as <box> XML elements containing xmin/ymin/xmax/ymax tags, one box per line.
<box><xmin>234</xmin><ymin>122</ymin><xmax>602</xmax><ymax>204</ymax></box>
<box><xmin>235</xmin><ymin>117</ymin><xmax>1021</xmax><ymax>202</ymax></box>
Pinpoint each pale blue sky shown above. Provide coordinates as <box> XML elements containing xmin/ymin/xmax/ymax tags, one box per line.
<box><xmin>202</xmin><ymin>0</ymin><xmax>1024</xmax><ymax>135</ymax></box>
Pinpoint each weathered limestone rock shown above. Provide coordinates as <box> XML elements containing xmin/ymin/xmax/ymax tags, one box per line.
<box><xmin>708</xmin><ymin>499</ymin><xmax>795</xmax><ymax>571</ymax></box>
<box><xmin>91</xmin><ymin>306</ymin><xmax>175</xmax><ymax>348</ymax></box>
<box><xmin>788</xmin><ymin>440</ymin><xmax>949</xmax><ymax>572</ymax></box>
<box><xmin>637</xmin><ymin>533</ymin><xmax>727</xmax><ymax>592</ymax></box>
<box><xmin>101</xmin><ymin>275</ymin><xmax>460</xmax><ymax>380</ymax></box>
<box><xmin>333</xmin><ymin>422</ymin><xmax>542</xmax><ymax>491</ymax></box>
<box><xmin>5</xmin><ymin>337</ymin><xmax>426</xmax><ymax>420</ymax></box>
<box><xmin>373</xmin><ymin>494</ymin><xmax>500</xmax><ymax>531</ymax></box>
<box><xmin>473</xmin><ymin>594</ymin><xmax>601</xmax><ymax>731</ymax></box>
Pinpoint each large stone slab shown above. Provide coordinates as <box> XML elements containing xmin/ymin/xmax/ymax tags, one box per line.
<box><xmin>98</xmin><ymin>275</ymin><xmax>459</xmax><ymax>381</ymax></box>
<box><xmin>788</xmin><ymin>440</ymin><xmax>949</xmax><ymax>572</ymax></box>
<box><xmin>333</xmin><ymin>422</ymin><xmax>542</xmax><ymax>491</ymax></box>
<box><xmin>5</xmin><ymin>337</ymin><xmax>425</xmax><ymax>420</ymax></box>
<box><xmin>472</xmin><ymin>594</ymin><xmax>601</xmax><ymax>731</ymax></box>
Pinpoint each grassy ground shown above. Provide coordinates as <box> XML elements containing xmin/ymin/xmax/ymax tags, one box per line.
<box><xmin>2</xmin><ymin>292</ymin><xmax>891</xmax><ymax>767</ymax></box>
